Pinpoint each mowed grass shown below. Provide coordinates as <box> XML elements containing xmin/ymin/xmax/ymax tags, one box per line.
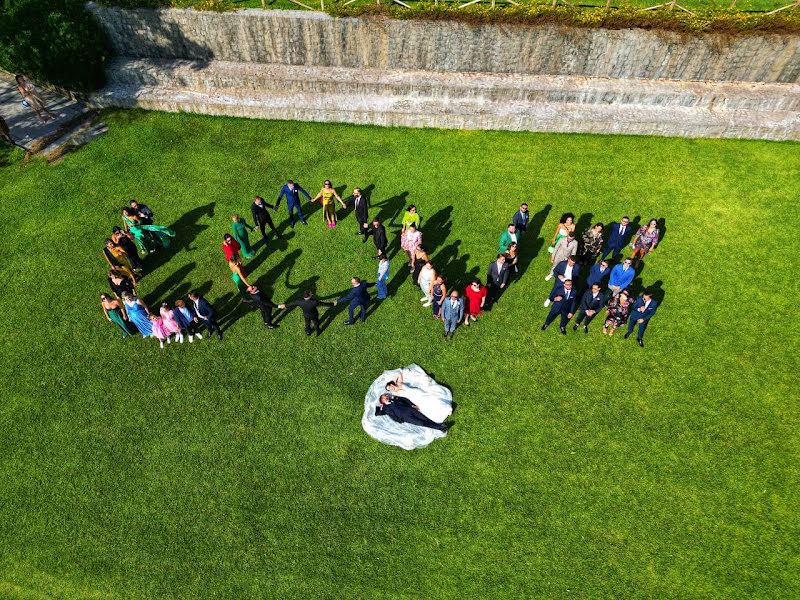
<box><xmin>0</xmin><ymin>111</ymin><xmax>798</xmax><ymax>599</ymax></box>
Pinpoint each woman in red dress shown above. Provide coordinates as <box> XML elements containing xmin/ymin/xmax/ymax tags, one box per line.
<box><xmin>463</xmin><ymin>279</ymin><xmax>487</xmax><ymax>326</ymax></box>
<box><xmin>222</xmin><ymin>233</ymin><xmax>241</xmax><ymax>262</ymax></box>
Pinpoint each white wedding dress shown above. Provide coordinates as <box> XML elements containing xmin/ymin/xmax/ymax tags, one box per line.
<box><xmin>362</xmin><ymin>364</ymin><xmax>453</xmax><ymax>450</ymax></box>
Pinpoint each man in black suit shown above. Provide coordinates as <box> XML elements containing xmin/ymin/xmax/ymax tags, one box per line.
<box><xmin>247</xmin><ymin>285</ymin><xmax>280</xmax><ymax>329</ymax></box>
<box><xmin>572</xmin><ymin>282</ymin><xmax>604</xmax><ymax>334</ymax></box>
<box><xmin>338</xmin><ymin>277</ymin><xmax>374</xmax><ymax>325</ymax></box>
<box><xmin>366</xmin><ymin>218</ymin><xmax>387</xmax><ymax>259</ymax></box>
<box><xmin>541</xmin><ymin>279</ymin><xmax>578</xmax><ymax>335</ymax></box>
<box><xmin>351</xmin><ymin>187</ymin><xmax>370</xmax><ymax>242</ymax></box>
<box><xmin>512</xmin><ymin>203</ymin><xmax>529</xmax><ymax>235</ymax></box>
<box><xmin>251</xmin><ymin>195</ymin><xmax>283</xmax><ymax>243</ymax></box>
<box><xmin>486</xmin><ymin>254</ymin><xmax>510</xmax><ymax>307</ymax></box>
<box><xmin>279</xmin><ymin>290</ymin><xmax>334</xmax><ymax>336</ymax></box>
<box><xmin>130</xmin><ymin>199</ymin><xmax>153</xmax><ymax>225</ymax></box>
<box><xmin>188</xmin><ymin>291</ymin><xmax>222</xmax><ymax>340</ymax></box>
<box><xmin>375</xmin><ymin>394</ymin><xmax>448</xmax><ymax>432</ymax></box>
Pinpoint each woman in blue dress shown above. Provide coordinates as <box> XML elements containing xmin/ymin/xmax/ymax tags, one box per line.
<box><xmin>122</xmin><ymin>292</ymin><xmax>153</xmax><ymax>336</ymax></box>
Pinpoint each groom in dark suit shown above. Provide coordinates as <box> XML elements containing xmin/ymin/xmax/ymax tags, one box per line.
<box><xmin>376</xmin><ymin>394</ymin><xmax>448</xmax><ymax>431</ymax></box>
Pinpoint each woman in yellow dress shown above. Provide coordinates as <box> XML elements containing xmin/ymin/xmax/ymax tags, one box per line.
<box><xmin>312</xmin><ymin>180</ymin><xmax>346</xmax><ymax>228</ymax></box>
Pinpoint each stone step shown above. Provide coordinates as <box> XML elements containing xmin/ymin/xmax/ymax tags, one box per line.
<box><xmin>39</xmin><ymin>113</ymin><xmax>107</xmax><ymax>162</ymax></box>
<box><xmin>92</xmin><ymin>81</ymin><xmax>799</xmax><ymax>141</ymax></box>
<box><xmin>103</xmin><ymin>58</ymin><xmax>800</xmax><ymax>113</ymax></box>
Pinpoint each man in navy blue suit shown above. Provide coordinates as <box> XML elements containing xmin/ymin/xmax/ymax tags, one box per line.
<box><xmin>545</xmin><ymin>255</ymin><xmax>579</xmax><ymax>307</ymax></box>
<box><xmin>602</xmin><ymin>216</ymin><xmax>632</xmax><ymax>260</ymax></box>
<box><xmin>586</xmin><ymin>258</ymin><xmax>611</xmax><ymax>290</ymax></box>
<box><xmin>276</xmin><ymin>180</ymin><xmax>312</xmax><ymax>227</ymax></box>
<box><xmin>572</xmin><ymin>283</ymin><xmax>604</xmax><ymax>334</ymax></box>
<box><xmin>625</xmin><ymin>291</ymin><xmax>658</xmax><ymax>347</ymax></box>
<box><xmin>188</xmin><ymin>291</ymin><xmax>222</xmax><ymax>340</ymax></box>
<box><xmin>541</xmin><ymin>279</ymin><xmax>578</xmax><ymax>335</ymax></box>
<box><xmin>339</xmin><ymin>277</ymin><xmax>374</xmax><ymax>325</ymax></box>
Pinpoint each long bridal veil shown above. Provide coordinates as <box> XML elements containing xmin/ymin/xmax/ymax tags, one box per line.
<box><xmin>362</xmin><ymin>364</ymin><xmax>453</xmax><ymax>450</ymax></box>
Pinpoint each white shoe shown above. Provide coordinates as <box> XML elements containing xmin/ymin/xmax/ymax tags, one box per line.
<box><xmin>178</xmin><ymin>335</ymin><xmax>184</xmax><ymax>344</ymax></box>
<box><xmin>544</xmin><ymin>274</ymin><xmax>553</xmax><ymax>281</ymax></box>
<box><xmin>188</xmin><ymin>335</ymin><xmax>194</xmax><ymax>343</ymax></box>
<box><xmin>159</xmin><ymin>341</ymin><xmax>164</xmax><ymax>349</ymax></box>
<box><xmin>544</xmin><ymin>299</ymin><xmax>551</xmax><ymax>307</ymax></box>
<box><xmin>422</xmin><ymin>301</ymin><xmax>432</xmax><ymax>307</ymax></box>
<box><xmin>195</xmin><ymin>333</ymin><xmax>203</xmax><ymax>340</ymax></box>
<box><xmin>420</xmin><ymin>297</ymin><xmax>428</xmax><ymax>302</ymax></box>
<box><xmin>167</xmin><ymin>336</ymin><xmax>171</xmax><ymax>344</ymax></box>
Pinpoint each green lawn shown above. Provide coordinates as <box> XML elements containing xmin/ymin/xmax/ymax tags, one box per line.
<box><xmin>0</xmin><ymin>111</ymin><xmax>798</xmax><ymax>599</ymax></box>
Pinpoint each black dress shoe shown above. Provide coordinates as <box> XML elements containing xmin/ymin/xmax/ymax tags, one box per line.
<box><xmin>624</xmin><ymin>332</ymin><xmax>631</xmax><ymax>339</ymax></box>
<box><xmin>266</xmin><ymin>324</ymin><xmax>278</xmax><ymax>329</ymax></box>
<box><xmin>306</xmin><ymin>331</ymin><xmax>312</xmax><ymax>336</ymax></box>
<box><xmin>638</xmin><ymin>339</ymin><xmax>644</xmax><ymax>347</ymax></box>
<box><xmin>572</xmin><ymin>324</ymin><xmax>578</xmax><ymax>331</ymax></box>
<box><xmin>583</xmin><ymin>325</ymin><xmax>589</xmax><ymax>334</ymax></box>
<box><xmin>560</xmin><ymin>327</ymin><xmax>567</xmax><ymax>335</ymax></box>
<box><xmin>443</xmin><ymin>332</ymin><xmax>448</xmax><ymax>339</ymax></box>
<box><xmin>541</xmin><ymin>324</ymin><xmax>547</xmax><ymax>331</ymax></box>
<box><xmin>344</xmin><ymin>320</ymin><xmax>355</xmax><ymax>326</ymax></box>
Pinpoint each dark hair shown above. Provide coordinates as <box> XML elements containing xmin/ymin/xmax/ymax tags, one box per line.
<box><xmin>188</xmin><ymin>292</ymin><xmax>198</xmax><ymax>298</ymax></box>
<box><xmin>303</xmin><ymin>290</ymin><xmax>313</xmax><ymax>300</ymax></box>
<box><xmin>254</xmin><ymin>196</ymin><xmax>263</xmax><ymax>202</ymax></box>
<box><xmin>560</xmin><ymin>212</ymin><xmax>575</xmax><ymax>223</ymax></box>
<box><xmin>508</xmin><ymin>223</ymin><xmax>515</xmax><ymax>228</ymax></box>
<box><xmin>567</xmin><ymin>255</ymin><xmax>576</xmax><ymax>261</ymax></box>
<box><xmin>622</xmin><ymin>215</ymin><xmax>630</xmax><ymax>221</ymax></box>
<box><xmin>648</xmin><ymin>218</ymin><xmax>658</xmax><ymax>227</ymax></box>
<box><xmin>122</xmin><ymin>207</ymin><xmax>135</xmax><ymax>216</ymax></box>
<box><xmin>223</xmin><ymin>233</ymin><xmax>233</xmax><ymax>241</ymax></box>
<box><xmin>408</xmin><ymin>223</ymin><xmax>416</xmax><ymax>230</ymax></box>
<box><xmin>287</xmin><ymin>179</ymin><xmax>294</xmax><ymax>184</ymax></box>
<box><xmin>407</xmin><ymin>205</ymin><xmax>416</xmax><ymax>211</ymax></box>
<box><xmin>324</xmin><ymin>180</ymin><xmax>332</xmax><ymax>186</ymax></box>
<box><xmin>15</xmin><ymin>74</ymin><xmax>24</xmax><ymax>84</ymax></box>
<box><xmin>563</xmin><ymin>278</ymin><xmax>573</xmax><ymax>284</ymax></box>
<box><xmin>112</xmin><ymin>226</ymin><xmax>122</xmax><ymax>233</ymax></box>
<box><xmin>130</xmin><ymin>199</ymin><xmax>138</xmax><ymax>206</ymax></box>
<box><xmin>521</xmin><ymin>203</ymin><xmax>528</xmax><ymax>208</ymax></box>
<box><xmin>591</xmin><ymin>282</ymin><xmax>601</xmax><ymax>288</ymax></box>
<box><xmin>594</xmin><ymin>222</ymin><xmax>604</xmax><ymax>229</ymax></box>
<box><xmin>643</xmin><ymin>290</ymin><xmax>653</xmax><ymax>298</ymax></box>
<box><xmin>100</xmin><ymin>293</ymin><xmax>110</xmax><ymax>300</ymax></box>
<box><xmin>353</xmin><ymin>277</ymin><xmax>362</xmax><ymax>284</ymax></box>
<box><xmin>104</xmin><ymin>238</ymin><xmax>113</xmax><ymax>244</ymax></box>
<box><xmin>472</xmin><ymin>279</ymin><xmax>482</xmax><ymax>286</ymax></box>
<box><xmin>567</xmin><ymin>231</ymin><xmax>576</xmax><ymax>238</ymax></box>
<box><xmin>372</xmin><ymin>218</ymin><xmax>380</xmax><ymax>224</ymax></box>
<box><xmin>496</xmin><ymin>253</ymin><xmax>505</xmax><ymax>259</ymax></box>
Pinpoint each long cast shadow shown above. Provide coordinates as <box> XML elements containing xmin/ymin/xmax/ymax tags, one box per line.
<box><xmin>515</xmin><ymin>203</ymin><xmax>551</xmax><ymax>282</ymax></box>
<box><xmin>143</xmin><ymin>262</ymin><xmax>196</xmax><ymax>306</ymax></box>
<box><xmin>144</xmin><ymin>202</ymin><xmax>216</xmax><ymax>275</ymax></box>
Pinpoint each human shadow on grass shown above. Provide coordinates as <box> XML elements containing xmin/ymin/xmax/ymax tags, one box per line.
<box><xmin>373</xmin><ymin>191</ymin><xmax>410</xmax><ymax>257</ymax></box>
<box><xmin>317</xmin><ymin>285</ymin><xmax>358</xmax><ymax>331</ymax></box>
<box><xmin>143</xmin><ymin>262</ymin><xmax>196</xmax><ymax>306</ymax></box>
<box><xmin>144</xmin><ymin>202</ymin><xmax>216</xmax><ymax>276</ymax></box>
<box><xmin>656</xmin><ymin>217</ymin><xmax>668</xmax><ymax>247</ymax></box>
<box><xmin>434</xmin><ymin>240</ymin><xmax>481</xmax><ymax>293</ymax></box>
<box><xmin>420</xmin><ymin>206</ymin><xmax>453</xmax><ymax>256</ymax></box>
<box><xmin>248</xmin><ymin>230</ymin><xmax>296</xmax><ymax>273</ymax></box>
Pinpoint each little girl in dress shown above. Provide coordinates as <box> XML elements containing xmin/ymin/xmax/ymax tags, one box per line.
<box><xmin>160</xmin><ymin>303</ymin><xmax>185</xmax><ymax>343</ymax></box>
<box><xmin>149</xmin><ymin>314</ymin><xmax>170</xmax><ymax>349</ymax></box>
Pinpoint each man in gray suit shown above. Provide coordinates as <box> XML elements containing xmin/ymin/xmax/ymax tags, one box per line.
<box><xmin>441</xmin><ymin>290</ymin><xmax>464</xmax><ymax>339</ymax></box>
<box><xmin>546</xmin><ymin>231</ymin><xmax>578</xmax><ymax>281</ymax></box>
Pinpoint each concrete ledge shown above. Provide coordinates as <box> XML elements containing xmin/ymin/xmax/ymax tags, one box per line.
<box><xmin>92</xmin><ymin>59</ymin><xmax>800</xmax><ymax>141</ymax></box>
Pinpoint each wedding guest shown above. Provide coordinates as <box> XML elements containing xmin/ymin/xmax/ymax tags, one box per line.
<box><xmin>546</xmin><ymin>231</ymin><xmax>577</xmax><ymax>281</ymax></box>
<box><xmin>222</xmin><ymin>233</ymin><xmax>241</xmax><ymax>262</ymax></box>
<box><xmin>401</xmin><ymin>223</ymin><xmax>423</xmax><ymax>270</ymax></box>
<box><xmin>247</xmin><ymin>285</ymin><xmax>280</xmax><ymax>329</ymax></box>
<box><xmin>351</xmin><ymin>187</ymin><xmax>370</xmax><ymax>241</ymax></box>
<box><xmin>111</xmin><ymin>226</ymin><xmax>143</xmax><ymax>273</ymax></box>
<box><xmin>580</xmin><ymin>222</ymin><xmax>604</xmax><ymax>265</ymax></box>
<box><xmin>103</xmin><ymin>239</ymin><xmax>136</xmax><ymax>281</ymax></box>
<box><xmin>149</xmin><ymin>314</ymin><xmax>171</xmax><ymax>349</ymax></box>
<box><xmin>624</xmin><ymin>291</ymin><xmax>659</xmax><ymax>347</ymax></box>
<box><xmin>608</xmin><ymin>257</ymin><xmax>635</xmax><ymax>299</ymax></box>
<box><xmin>15</xmin><ymin>74</ymin><xmax>54</xmax><ymax>122</ymax></box>
<box><xmin>411</xmin><ymin>247</ymin><xmax>429</xmax><ymax>284</ymax></box>
<box><xmin>486</xmin><ymin>254</ymin><xmax>510</xmax><ymax>307</ymax></box>
<box><xmin>339</xmin><ymin>277</ymin><xmax>374</xmax><ymax>325</ymax></box>
<box><xmin>121</xmin><ymin>292</ymin><xmax>152</xmax><ymax>337</ymax></box>
<box><xmin>545</xmin><ymin>255</ymin><xmax>579</xmax><ymax>307</ymax></box>
<box><xmin>229</xmin><ymin>255</ymin><xmax>252</xmax><ymax>298</ymax></box>
<box><xmin>376</xmin><ymin>256</ymin><xmax>390</xmax><ymax>300</ymax></box>
<box><xmin>602</xmin><ymin>291</ymin><xmax>631</xmax><ymax>336</ymax></box>
<box><xmin>231</xmin><ymin>213</ymin><xmax>256</xmax><ymax>258</ymax></box>
<box><xmin>417</xmin><ymin>261</ymin><xmax>436</xmax><ymax>307</ymax></box>
<box><xmin>541</xmin><ymin>279</ymin><xmax>577</xmax><ymax>335</ymax></box>
<box><xmin>189</xmin><ymin>291</ymin><xmax>222</xmax><ymax>340</ymax></box>
<box><xmin>311</xmin><ymin>180</ymin><xmax>346</xmax><ymax>228</ymax></box>
<box><xmin>276</xmin><ymin>179</ymin><xmax>311</xmax><ymax>227</ymax></box>
<box><xmin>602</xmin><ymin>216</ymin><xmax>632</xmax><ymax>260</ymax></box>
<box><xmin>441</xmin><ymin>290</ymin><xmax>464</xmax><ymax>340</ymax></box>
<box><xmin>100</xmin><ymin>293</ymin><xmax>136</xmax><ymax>338</ymax></box>
<box><xmin>174</xmin><ymin>299</ymin><xmax>201</xmax><ymax>342</ymax></box>
<box><xmin>431</xmin><ymin>276</ymin><xmax>446</xmax><ymax>320</ymax></box>
<box><xmin>549</xmin><ymin>212</ymin><xmax>575</xmax><ymax>254</ymax></box>
<box><xmin>572</xmin><ymin>283</ymin><xmax>604</xmax><ymax>334</ymax></box>
<box><xmin>505</xmin><ymin>242</ymin><xmax>519</xmax><ymax>277</ymax></box>
<box><xmin>401</xmin><ymin>205</ymin><xmax>421</xmax><ymax>231</ymax></box>
<box><xmin>366</xmin><ymin>218</ymin><xmax>388</xmax><ymax>258</ymax></box>
<box><xmin>130</xmin><ymin>199</ymin><xmax>154</xmax><ymax>225</ymax></box>
<box><xmin>498</xmin><ymin>224</ymin><xmax>518</xmax><ymax>254</ymax></box>
<box><xmin>463</xmin><ymin>279</ymin><xmax>487</xmax><ymax>326</ymax></box>
<box><xmin>108</xmin><ymin>268</ymin><xmax>136</xmax><ymax>299</ymax></box>
<box><xmin>512</xmin><ymin>203</ymin><xmax>529</xmax><ymax>234</ymax></box>
<box><xmin>279</xmin><ymin>290</ymin><xmax>334</xmax><ymax>336</ymax></box>
<box><xmin>160</xmin><ymin>302</ymin><xmax>185</xmax><ymax>343</ymax></box>
<box><xmin>630</xmin><ymin>218</ymin><xmax>660</xmax><ymax>262</ymax></box>
<box><xmin>586</xmin><ymin>259</ymin><xmax>611</xmax><ymax>290</ymax></box>
<box><xmin>251</xmin><ymin>196</ymin><xmax>283</xmax><ymax>243</ymax></box>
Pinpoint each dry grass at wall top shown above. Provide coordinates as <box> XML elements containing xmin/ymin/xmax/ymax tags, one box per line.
<box><xmin>0</xmin><ymin>109</ymin><xmax>798</xmax><ymax>599</ymax></box>
<box><xmin>94</xmin><ymin>1</ymin><xmax>800</xmax><ymax>32</ymax></box>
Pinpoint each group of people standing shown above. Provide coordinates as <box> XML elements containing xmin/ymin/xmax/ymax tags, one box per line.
<box><xmin>540</xmin><ymin>213</ymin><xmax>662</xmax><ymax>347</ymax></box>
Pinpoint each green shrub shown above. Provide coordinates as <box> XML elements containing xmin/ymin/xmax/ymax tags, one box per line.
<box><xmin>0</xmin><ymin>0</ymin><xmax>108</xmax><ymax>92</ymax></box>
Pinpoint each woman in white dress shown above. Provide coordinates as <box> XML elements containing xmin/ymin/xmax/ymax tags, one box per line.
<box><xmin>417</xmin><ymin>261</ymin><xmax>436</xmax><ymax>307</ymax></box>
<box><xmin>385</xmin><ymin>369</ymin><xmax>451</xmax><ymax>423</ymax></box>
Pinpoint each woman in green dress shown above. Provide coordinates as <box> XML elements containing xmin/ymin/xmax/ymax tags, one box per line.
<box><xmin>123</xmin><ymin>208</ymin><xmax>175</xmax><ymax>253</ymax></box>
<box><xmin>231</xmin><ymin>213</ymin><xmax>256</xmax><ymax>258</ymax></box>
<box><xmin>228</xmin><ymin>255</ymin><xmax>252</xmax><ymax>298</ymax></box>
<box><xmin>100</xmin><ymin>293</ymin><xmax>137</xmax><ymax>337</ymax></box>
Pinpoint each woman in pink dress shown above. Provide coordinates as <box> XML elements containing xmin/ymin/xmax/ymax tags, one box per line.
<box><xmin>160</xmin><ymin>303</ymin><xmax>185</xmax><ymax>343</ymax></box>
<box><xmin>149</xmin><ymin>314</ymin><xmax>171</xmax><ymax>349</ymax></box>
<box><xmin>401</xmin><ymin>223</ymin><xmax>423</xmax><ymax>271</ymax></box>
